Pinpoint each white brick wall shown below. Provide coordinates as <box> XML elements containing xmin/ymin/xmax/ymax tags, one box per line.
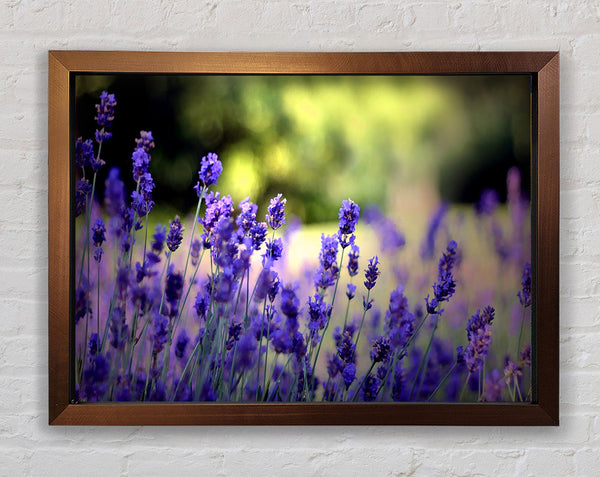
<box><xmin>0</xmin><ymin>0</ymin><xmax>598</xmax><ymax>475</ymax></box>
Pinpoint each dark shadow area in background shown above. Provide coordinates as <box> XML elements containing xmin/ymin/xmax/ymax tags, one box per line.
<box><xmin>75</xmin><ymin>74</ymin><xmax>531</xmax><ymax>223</ymax></box>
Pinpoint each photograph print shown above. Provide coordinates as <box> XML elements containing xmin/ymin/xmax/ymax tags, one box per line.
<box><xmin>73</xmin><ymin>73</ymin><xmax>533</xmax><ymax>403</ymax></box>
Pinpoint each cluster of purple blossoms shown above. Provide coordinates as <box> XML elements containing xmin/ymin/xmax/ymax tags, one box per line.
<box><xmin>384</xmin><ymin>285</ymin><xmax>415</xmax><ymax>352</ymax></box>
<box><xmin>363</xmin><ymin>205</ymin><xmax>406</xmax><ymax>253</ymax></box>
<box><xmin>464</xmin><ymin>306</ymin><xmax>495</xmax><ymax>374</ymax></box>
<box><xmin>75</xmin><ymin>179</ymin><xmax>92</xmax><ymax>217</ymax></box>
<box><xmin>370</xmin><ymin>336</ymin><xmax>391</xmax><ymax>363</ymax></box>
<box><xmin>420</xmin><ymin>202</ymin><xmax>448</xmax><ymax>260</ymax></box>
<box><xmin>337</xmin><ymin>199</ymin><xmax>360</xmax><ymax>248</ymax></box>
<box><xmin>363</xmin><ymin>256</ymin><xmax>380</xmax><ymax>291</ymax></box>
<box><xmin>94</xmin><ymin>91</ymin><xmax>116</xmax><ymax>143</ymax></box>
<box><xmin>166</xmin><ymin>216</ymin><xmax>185</xmax><ymax>253</ymax></box>
<box><xmin>91</xmin><ymin>219</ymin><xmax>106</xmax><ymax>262</ymax></box>
<box><xmin>426</xmin><ymin>240</ymin><xmax>458</xmax><ymax>314</ymax></box>
<box><xmin>200</xmin><ymin>192</ymin><xmax>234</xmax><ymax>246</ymax></box>
<box><xmin>314</xmin><ymin>234</ymin><xmax>339</xmax><ymax>290</ymax></box>
<box><xmin>75</xmin><ymin>138</ymin><xmax>95</xmax><ymax>168</ymax></box>
<box><xmin>307</xmin><ymin>293</ymin><xmax>331</xmax><ymax>344</ymax></box>
<box><xmin>135</xmin><ymin>130</ymin><xmax>155</xmax><ymax>153</ymax></box>
<box><xmin>346</xmin><ymin>243</ymin><xmax>360</xmax><ymax>277</ymax></box>
<box><xmin>194</xmin><ymin>152</ymin><xmax>223</xmax><ymax>194</ymax></box>
<box><xmin>475</xmin><ymin>189</ymin><xmax>500</xmax><ymax>216</ymax></box>
<box><xmin>266</xmin><ymin>193</ymin><xmax>286</xmax><ymax>230</ymax></box>
<box><xmin>518</xmin><ymin>262</ymin><xmax>532</xmax><ymax>308</ymax></box>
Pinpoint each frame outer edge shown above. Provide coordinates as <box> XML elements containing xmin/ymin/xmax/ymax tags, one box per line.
<box><xmin>48</xmin><ymin>52</ymin><xmax>71</xmax><ymax>424</ymax></box>
<box><xmin>47</xmin><ymin>51</ymin><xmax>560</xmax><ymax>425</ymax></box>
<box><xmin>536</xmin><ymin>52</ymin><xmax>560</xmax><ymax>425</ymax></box>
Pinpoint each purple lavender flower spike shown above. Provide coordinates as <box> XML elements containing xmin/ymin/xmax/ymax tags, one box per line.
<box><xmin>104</xmin><ymin>168</ymin><xmax>125</xmax><ymax>218</ymax></box>
<box><xmin>364</xmin><ymin>256</ymin><xmax>380</xmax><ymax>290</ymax></box>
<box><xmin>132</xmin><ymin>148</ymin><xmax>150</xmax><ymax>182</ymax></box>
<box><xmin>464</xmin><ymin>306</ymin><xmax>495</xmax><ymax>374</ymax></box>
<box><xmin>135</xmin><ymin>130</ymin><xmax>155</xmax><ymax>154</ymax></box>
<box><xmin>91</xmin><ymin>219</ymin><xmax>106</xmax><ymax>247</ymax></box>
<box><xmin>385</xmin><ymin>285</ymin><xmax>415</xmax><ymax>351</ymax></box>
<box><xmin>75</xmin><ymin>138</ymin><xmax>94</xmax><ymax>168</ymax></box>
<box><xmin>151</xmin><ymin>312</ymin><xmax>169</xmax><ymax>354</ymax></box>
<box><xmin>266</xmin><ymin>193</ymin><xmax>286</xmax><ymax>230</ymax></box>
<box><xmin>475</xmin><ymin>189</ymin><xmax>499</xmax><ymax>216</ymax></box>
<box><xmin>262</xmin><ymin>237</ymin><xmax>283</xmax><ymax>265</ymax></box>
<box><xmin>420</xmin><ymin>202</ymin><xmax>448</xmax><ymax>260</ymax></box>
<box><xmin>370</xmin><ymin>336</ymin><xmax>391</xmax><ymax>363</ymax></box>
<box><xmin>342</xmin><ymin>363</ymin><xmax>356</xmax><ymax>389</ymax></box>
<box><xmin>518</xmin><ymin>262</ymin><xmax>532</xmax><ymax>308</ymax></box>
<box><xmin>337</xmin><ymin>199</ymin><xmax>360</xmax><ymax>248</ymax></box>
<box><xmin>94</xmin><ymin>91</ymin><xmax>116</xmax><ymax>143</ymax></box>
<box><xmin>346</xmin><ymin>283</ymin><xmax>357</xmax><ymax>300</ymax></box>
<box><xmin>75</xmin><ymin>179</ymin><xmax>91</xmax><ymax>217</ymax></box>
<box><xmin>236</xmin><ymin>197</ymin><xmax>258</xmax><ymax>234</ymax></box>
<box><xmin>360</xmin><ymin>375</ymin><xmax>380</xmax><ymax>402</ymax></box>
<box><xmin>363</xmin><ymin>205</ymin><xmax>405</xmax><ymax>253</ymax></box>
<box><xmin>196</xmin><ymin>152</ymin><xmax>222</xmax><ymax>190</ymax></box>
<box><xmin>166</xmin><ymin>215</ymin><xmax>185</xmax><ymax>252</ymax></box>
<box><xmin>425</xmin><ymin>240</ymin><xmax>458</xmax><ymax>314</ymax></box>
<box><xmin>249</xmin><ymin>222</ymin><xmax>268</xmax><ymax>251</ymax></box>
<box><xmin>346</xmin><ymin>243</ymin><xmax>360</xmax><ymax>277</ymax></box>
<box><xmin>175</xmin><ymin>329</ymin><xmax>189</xmax><ymax>360</ymax></box>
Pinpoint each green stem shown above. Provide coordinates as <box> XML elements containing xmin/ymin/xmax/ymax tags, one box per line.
<box><xmin>459</xmin><ymin>372</ymin><xmax>471</xmax><ymax>401</ymax></box>
<box><xmin>410</xmin><ymin>314</ymin><xmax>439</xmax><ymax>400</ymax></box>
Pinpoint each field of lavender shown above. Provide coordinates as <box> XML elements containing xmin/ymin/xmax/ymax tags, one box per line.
<box><xmin>74</xmin><ymin>91</ymin><xmax>532</xmax><ymax>403</ymax></box>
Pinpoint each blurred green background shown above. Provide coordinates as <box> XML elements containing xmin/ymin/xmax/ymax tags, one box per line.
<box><xmin>75</xmin><ymin>74</ymin><xmax>531</xmax><ymax>223</ymax></box>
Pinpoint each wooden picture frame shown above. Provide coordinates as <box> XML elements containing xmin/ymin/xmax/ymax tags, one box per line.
<box><xmin>48</xmin><ymin>51</ymin><xmax>559</xmax><ymax>425</ymax></box>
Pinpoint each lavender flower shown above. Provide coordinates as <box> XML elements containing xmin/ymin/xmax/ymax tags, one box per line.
<box><xmin>307</xmin><ymin>293</ymin><xmax>331</xmax><ymax>341</ymax></box>
<box><xmin>175</xmin><ymin>330</ymin><xmax>189</xmax><ymax>360</ymax></box>
<box><xmin>166</xmin><ymin>216</ymin><xmax>185</xmax><ymax>252</ymax></box>
<box><xmin>91</xmin><ymin>219</ymin><xmax>106</xmax><ymax>247</ymax></box>
<box><xmin>337</xmin><ymin>199</ymin><xmax>360</xmax><ymax>248</ymax></box>
<box><xmin>249</xmin><ymin>222</ymin><xmax>268</xmax><ymax>250</ymax></box>
<box><xmin>464</xmin><ymin>306</ymin><xmax>495</xmax><ymax>374</ymax></box>
<box><xmin>364</xmin><ymin>256</ymin><xmax>380</xmax><ymax>290</ymax></box>
<box><xmin>75</xmin><ymin>179</ymin><xmax>91</xmax><ymax>217</ymax></box>
<box><xmin>94</xmin><ymin>91</ymin><xmax>116</xmax><ymax>143</ymax></box>
<box><xmin>266</xmin><ymin>193</ymin><xmax>286</xmax><ymax>230</ymax></box>
<box><xmin>200</xmin><ymin>192</ymin><xmax>234</xmax><ymax>244</ymax></box>
<box><xmin>420</xmin><ymin>203</ymin><xmax>448</xmax><ymax>260</ymax></box>
<box><xmin>151</xmin><ymin>312</ymin><xmax>169</xmax><ymax>354</ymax></box>
<box><xmin>236</xmin><ymin>197</ymin><xmax>258</xmax><ymax>235</ymax></box>
<box><xmin>314</xmin><ymin>234</ymin><xmax>340</xmax><ymax>290</ymax></box>
<box><xmin>75</xmin><ymin>138</ymin><xmax>94</xmax><ymax>168</ymax></box>
<box><xmin>475</xmin><ymin>189</ymin><xmax>499</xmax><ymax>216</ymax></box>
<box><xmin>518</xmin><ymin>262</ymin><xmax>532</xmax><ymax>308</ymax></box>
<box><xmin>346</xmin><ymin>283</ymin><xmax>357</xmax><ymax>300</ymax></box>
<box><xmin>165</xmin><ymin>265</ymin><xmax>184</xmax><ymax>315</ymax></box>
<box><xmin>360</xmin><ymin>375</ymin><xmax>380</xmax><ymax>402</ymax></box>
<box><xmin>263</xmin><ymin>237</ymin><xmax>283</xmax><ymax>264</ymax></box>
<box><xmin>364</xmin><ymin>205</ymin><xmax>405</xmax><ymax>253</ymax></box>
<box><xmin>104</xmin><ymin>168</ymin><xmax>125</xmax><ymax>218</ymax></box>
<box><xmin>132</xmin><ymin>148</ymin><xmax>150</xmax><ymax>182</ymax></box>
<box><xmin>385</xmin><ymin>285</ymin><xmax>415</xmax><ymax>351</ymax></box>
<box><xmin>370</xmin><ymin>336</ymin><xmax>391</xmax><ymax>363</ymax></box>
<box><xmin>342</xmin><ymin>363</ymin><xmax>356</xmax><ymax>388</ymax></box>
<box><xmin>197</xmin><ymin>152</ymin><xmax>223</xmax><ymax>189</ymax></box>
<box><xmin>426</xmin><ymin>240</ymin><xmax>458</xmax><ymax>314</ymax></box>
<box><xmin>135</xmin><ymin>130</ymin><xmax>155</xmax><ymax>153</ymax></box>
<box><xmin>503</xmin><ymin>360</ymin><xmax>523</xmax><ymax>386</ymax></box>
<box><xmin>346</xmin><ymin>243</ymin><xmax>360</xmax><ymax>277</ymax></box>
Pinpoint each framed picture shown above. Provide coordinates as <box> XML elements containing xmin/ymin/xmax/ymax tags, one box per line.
<box><xmin>48</xmin><ymin>51</ymin><xmax>559</xmax><ymax>425</ymax></box>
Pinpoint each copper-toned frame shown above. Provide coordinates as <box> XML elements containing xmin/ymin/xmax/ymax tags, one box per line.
<box><xmin>49</xmin><ymin>51</ymin><xmax>559</xmax><ymax>425</ymax></box>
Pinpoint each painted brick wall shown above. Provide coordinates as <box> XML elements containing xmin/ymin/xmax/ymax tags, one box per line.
<box><xmin>0</xmin><ymin>1</ymin><xmax>598</xmax><ymax>475</ymax></box>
